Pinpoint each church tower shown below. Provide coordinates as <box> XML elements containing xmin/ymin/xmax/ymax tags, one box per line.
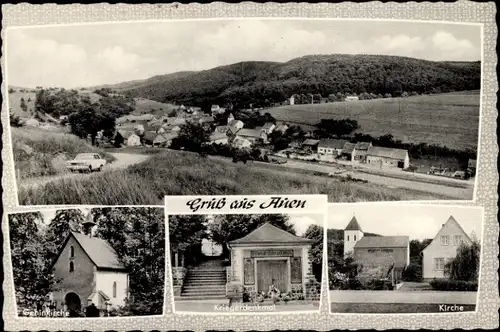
<box><xmin>343</xmin><ymin>216</ymin><xmax>364</xmax><ymax>256</ymax></box>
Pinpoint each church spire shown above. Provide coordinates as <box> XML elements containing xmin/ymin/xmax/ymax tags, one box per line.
<box><xmin>345</xmin><ymin>215</ymin><xmax>362</xmax><ymax>232</ymax></box>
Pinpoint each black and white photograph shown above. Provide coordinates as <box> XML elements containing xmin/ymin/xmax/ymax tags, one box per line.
<box><xmin>168</xmin><ymin>213</ymin><xmax>324</xmax><ymax>313</ymax></box>
<box><xmin>327</xmin><ymin>204</ymin><xmax>483</xmax><ymax>313</ymax></box>
<box><xmin>6</xmin><ymin>19</ymin><xmax>481</xmax><ymax>206</ymax></box>
<box><xmin>7</xmin><ymin>207</ymin><xmax>166</xmax><ymax>318</ymax></box>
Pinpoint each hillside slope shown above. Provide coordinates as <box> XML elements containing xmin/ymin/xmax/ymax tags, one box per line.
<box><xmin>109</xmin><ymin>54</ymin><xmax>480</xmax><ymax>108</ymax></box>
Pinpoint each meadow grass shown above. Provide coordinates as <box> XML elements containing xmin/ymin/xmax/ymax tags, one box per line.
<box><xmin>264</xmin><ymin>92</ymin><xmax>480</xmax><ymax>151</ymax></box>
<box><xmin>18</xmin><ymin>149</ymin><xmax>448</xmax><ymax>205</ymax></box>
<box><xmin>11</xmin><ymin>127</ymin><xmax>116</xmax><ymax>179</ymax></box>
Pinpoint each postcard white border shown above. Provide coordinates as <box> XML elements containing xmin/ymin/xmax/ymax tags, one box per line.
<box><xmin>165</xmin><ymin>194</ymin><xmax>328</xmax><ymax>315</ymax></box>
<box><xmin>325</xmin><ymin>203</ymin><xmax>486</xmax><ymax>316</ymax></box>
<box><xmin>3</xmin><ymin>205</ymin><xmax>168</xmax><ymax>321</ymax></box>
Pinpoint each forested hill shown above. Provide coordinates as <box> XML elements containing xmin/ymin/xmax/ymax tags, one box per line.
<box><xmin>110</xmin><ymin>54</ymin><xmax>480</xmax><ymax>109</ymax></box>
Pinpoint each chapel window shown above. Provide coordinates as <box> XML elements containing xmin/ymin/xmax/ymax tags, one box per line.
<box><xmin>69</xmin><ymin>261</ymin><xmax>74</xmax><ymax>273</ymax></box>
<box><xmin>70</xmin><ymin>246</ymin><xmax>74</xmax><ymax>258</ymax></box>
<box><xmin>113</xmin><ymin>282</ymin><xmax>117</xmax><ymax>298</ymax></box>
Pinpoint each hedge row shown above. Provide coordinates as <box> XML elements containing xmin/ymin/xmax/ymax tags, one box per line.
<box><xmin>429</xmin><ymin>279</ymin><xmax>478</xmax><ymax>291</ymax></box>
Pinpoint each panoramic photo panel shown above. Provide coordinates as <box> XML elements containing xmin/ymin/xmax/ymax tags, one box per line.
<box><xmin>6</xmin><ymin>19</ymin><xmax>481</xmax><ymax>206</ymax></box>
<box><xmin>327</xmin><ymin>204</ymin><xmax>483</xmax><ymax>314</ymax></box>
<box><xmin>6</xmin><ymin>206</ymin><xmax>165</xmax><ymax>318</ymax></box>
<box><xmin>166</xmin><ymin>195</ymin><xmax>327</xmax><ymax>314</ymax></box>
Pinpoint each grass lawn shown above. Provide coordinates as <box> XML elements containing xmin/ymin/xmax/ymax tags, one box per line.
<box><xmin>17</xmin><ymin>149</ymin><xmax>444</xmax><ymax>205</ymax></box>
<box><xmin>330</xmin><ymin>302</ymin><xmax>476</xmax><ymax>313</ymax></box>
<box><xmin>264</xmin><ymin>91</ymin><xmax>479</xmax><ymax>151</ymax></box>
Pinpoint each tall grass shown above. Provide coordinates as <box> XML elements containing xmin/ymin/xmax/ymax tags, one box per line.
<box><xmin>11</xmin><ymin>127</ymin><xmax>116</xmax><ymax>179</ymax></box>
<box><xmin>18</xmin><ymin>149</ymin><xmax>447</xmax><ymax>205</ymax></box>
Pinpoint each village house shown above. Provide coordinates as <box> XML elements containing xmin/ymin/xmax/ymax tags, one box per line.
<box><xmin>366</xmin><ymin>146</ymin><xmax>410</xmax><ymax>169</ymax></box>
<box><xmin>227</xmin><ymin>223</ymin><xmax>315</xmax><ymax>296</ymax></box>
<box><xmin>317</xmin><ymin>139</ymin><xmax>348</xmax><ymax>158</ymax></box>
<box><xmin>127</xmin><ymin>133</ymin><xmax>141</xmax><ymax>147</ymax></box>
<box><xmin>352</xmin><ymin>142</ymin><xmax>373</xmax><ymax>163</ymax></box>
<box><xmin>231</xmin><ymin>136</ymin><xmax>252</xmax><ymax>149</ymax></box>
<box><xmin>162</xmin><ymin>124</ymin><xmax>182</xmax><ymax>133</ymax></box>
<box><xmin>289</xmin><ymin>95</ymin><xmax>295</xmax><ymax>105</ymax></box>
<box><xmin>341</xmin><ymin>142</ymin><xmax>356</xmax><ymax>160</ymax></box>
<box><xmin>344</xmin><ymin>217</ymin><xmax>409</xmax><ymax>285</ymax></box>
<box><xmin>59</xmin><ymin>115</ymin><xmax>69</xmax><ymax>121</ymax></box>
<box><xmin>421</xmin><ymin>216</ymin><xmax>472</xmax><ymax>281</ymax></box>
<box><xmin>165</xmin><ymin>117</ymin><xmax>187</xmax><ymax>127</ymax></box>
<box><xmin>208</xmin><ymin>131</ymin><xmax>229</xmax><ymax>145</ymax></box>
<box><xmin>262</xmin><ymin>122</ymin><xmax>276</xmax><ymax>134</ymax></box>
<box><xmin>228</xmin><ymin>119</ymin><xmax>244</xmax><ymax>131</ymax></box>
<box><xmin>235</xmin><ymin>128</ymin><xmax>268</xmax><ymax>145</ymax></box>
<box><xmin>301</xmin><ymin>139</ymin><xmax>320</xmax><ymax>154</ymax></box>
<box><xmin>345</xmin><ymin>96</ymin><xmax>359</xmax><ymax>102</ymax></box>
<box><xmin>274</xmin><ymin>123</ymin><xmax>289</xmax><ymax>134</ymax></box>
<box><xmin>141</xmin><ymin>131</ymin><xmax>157</xmax><ymax>146</ymax></box>
<box><xmin>50</xmin><ymin>217</ymin><xmax>129</xmax><ymax>315</ymax></box>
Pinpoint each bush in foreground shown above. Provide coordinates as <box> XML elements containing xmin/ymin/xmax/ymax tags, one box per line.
<box><xmin>429</xmin><ymin>279</ymin><xmax>478</xmax><ymax>291</ymax></box>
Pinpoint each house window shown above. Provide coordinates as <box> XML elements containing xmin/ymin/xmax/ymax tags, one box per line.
<box><xmin>440</xmin><ymin>235</ymin><xmax>449</xmax><ymax>246</ymax></box>
<box><xmin>113</xmin><ymin>282</ymin><xmax>117</xmax><ymax>298</ymax></box>
<box><xmin>70</xmin><ymin>246</ymin><xmax>74</xmax><ymax>258</ymax></box>
<box><xmin>354</xmin><ymin>235</ymin><xmax>356</xmax><ymax>241</ymax></box>
<box><xmin>69</xmin><ymin>261</ymin><xmax>74</xmax><ymax>273</ymax></box>
<box><xmin>347</xmin><ymin>235</ymin><xmax>350</xmax><ymax>241</ymax></box>
<box><xmin>434</xmin><ymin>258</ymin><xmax>445</xmax><ymax>270</ymax></box>
<box><xmin>454</xmin><ymin>235</ymin><xmax>463</xmax><ymax>245</ymax></box>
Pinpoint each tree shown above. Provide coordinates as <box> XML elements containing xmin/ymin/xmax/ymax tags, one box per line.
<box><xmin>44</xmin><ymin>209</ymin><xmax>85</xmax><ymax>262</ymax></box>
<box><xmin>316</xmin><ymin>118</ymin><xmax>359</xmax><ymax>138</ymax></box>
<box><xmin>20</xmin><ymin>97</ymin><xmax>28</xmax><ymax>113</ymax></box>
<box><xmin>9</xmin><ymin>113</ymin><xmax>24</xmax><ymax>127</ymax></box>
<box><xmin>8</xmin><ymin>212</ymin><xmax>55</xmax><ymax>309</ymax></box>
<box><xmin>303</xmin><ymin>224</ymin><xmax>323</xmax><ymax>282</ymax></box>
<box><xmin>172</xmin><ymin>121</ymin><xmax>211</xmax><ymax>152</ymax></box>
<box><xmin>68</xmin><ymin>97</ymin><xmax>116</xmax><ymax>146</ymax></box>
<box><xmin>209</xmin><ymin>214</ymin><xmax>295</xmax><ymax>258</ymax></box>
<box><xmin>93</xmin><ymin>207</ymin><xmax>165</xmax><ymax>316</ymax></box>
<box><xmin>168</xmin><ymin>215</ymin><xmax>208</xmax><ymax>266</ymax></box>
<box><xmin>445</xmin><ymin>240</ymin><xmax>481</xmax><ymax>282</ymax></box>
<box><xmin>114</xmin><ymin>132</ymin><xmax>124</xmax><ymax>147</ymax></box>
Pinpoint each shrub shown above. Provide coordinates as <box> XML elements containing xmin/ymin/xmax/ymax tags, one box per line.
<box><xmin>364</xmin><ymin>279</ymin><xmax>393</xmax><ymax>290</ymax></box>
<box><xmin>402</xmin><ymin>263</ymin><xmax>422</xmax><ymax>282</ymax></box>
<box><xmin>429</xmin><ymin>279</ymin><xmax>478</xmax><ymax>291</ymax></box>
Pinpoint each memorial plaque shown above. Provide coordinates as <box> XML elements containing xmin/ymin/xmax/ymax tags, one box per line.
<box><xmin>244</xmin><ymin>258</ymin><xmax>255</xmax><ymax>285</ymax></box>
<box><xmin>290</xmin><ymin>257</ymin><xmax>302</xmax><ymax>284</ymax></box>
<box><xmin>251</xmin><ymin>249</ymin><xmax>294</xmax><ymax>258</ymax></box>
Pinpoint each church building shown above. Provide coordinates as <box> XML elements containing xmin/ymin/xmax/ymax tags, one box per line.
<box><xmin>343</xmin><ymin>216</ymin><xmax>409</xmax><ymax>284</ymax></box>
<box><xmin>50</xmin><ymin>216</ymin><xmax>129</xmax><ymax>315</ymax></box>
<box><xmin>227</xmin><ymin>223</ymin><xmax>316</xmax><ymax>295</ymax></box>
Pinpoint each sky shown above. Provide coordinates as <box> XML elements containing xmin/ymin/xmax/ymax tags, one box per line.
<box><xmin>6</xmin><ymin>19</ymin><xmax>481</xmax><ymax>88</ymax></box>
<box><xmin>327</xmin><ymin>204</ymin><xmax>483</xmax><ymax>241</ymax></box>
<box><xmin>39</xmin><ymin>208</ymin><xmax>90</xmax><ymax>225</ymax></box>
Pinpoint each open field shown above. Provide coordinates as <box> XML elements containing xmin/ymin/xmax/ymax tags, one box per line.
<box><xmin>7</xmin><ymin>89</ymin><xmax>37</xmax><ymax>118</ymax></box>
<box><xmin>17</xmin><ymin>149</ymin><xmax>446</xmax><ymax>206</ymax></box>
<box><xmin>11</xmin><ymin>127</ymin><xmax>116</xmax><ymax>179</ymax></box>
<box><xmin>131</xmin><ymin>97</ymin><xmax>178</xmax><ymax>117</ymax></box>
<box><xmin>263</xmin><ymin>91</ymin><xmax>480</xmax><ymax>151</ymax></box>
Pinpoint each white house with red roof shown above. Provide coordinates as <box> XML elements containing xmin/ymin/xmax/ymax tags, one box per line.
<box><xmin>50</xmin><ymin>217</ymin><xmax>129</xmax><ymax>315</ymax></box>
<box><xmin>421</xmin><ymin>216</ymin><xmax>473</xmax><ymax>280</ymax></box>
<box><xmin>227</xmin><ymin>223</ymin><xmax>315</xmax><ymax>295</ymax></box>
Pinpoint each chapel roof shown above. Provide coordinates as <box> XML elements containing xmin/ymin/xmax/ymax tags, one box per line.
<box><xmin>229</xmin><ymin>222</ymin><xmax>314</xmax><ymax>245</ymax></box>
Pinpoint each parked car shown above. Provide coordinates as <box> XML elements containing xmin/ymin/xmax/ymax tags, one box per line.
<box><xmin>66</xmin><ymin>153</ymin><xmax>107</xmax><ymax>173</ymax></box>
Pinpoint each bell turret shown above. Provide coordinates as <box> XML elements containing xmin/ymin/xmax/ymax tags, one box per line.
<box><xmin>82</xmin><ymin>213</ymin><xmax>96</xmax><ymax>238</ymax></box>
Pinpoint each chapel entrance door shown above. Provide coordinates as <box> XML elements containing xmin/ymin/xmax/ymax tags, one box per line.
<box><xmin>256</xmin><ymin>260</ymin><xmax>288</xmax><ymax>294</ymax></box>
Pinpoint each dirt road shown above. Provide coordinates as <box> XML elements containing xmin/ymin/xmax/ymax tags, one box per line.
<box><xmin>274</xmin><ymin>159</ymin><xmax>474</xmax><ymax>199</ymax></box>
<box><xmin>18</xmin><ymin>153</ymin><xmax>149</xmax><ymax>190</ymax></box>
